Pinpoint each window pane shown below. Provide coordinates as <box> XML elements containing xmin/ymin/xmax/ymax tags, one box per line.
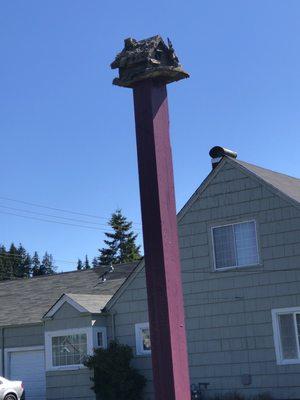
<box><xmin>52</xmin><ymin>333</ymin><xmax>87</xmax><ymax>366</ymax></box>
<box><xmin>141</xmin><ymin>328</ymin><xmax>151</xmax><ymax>351</ymax></box>
<box><xmin>296</xmin><ymin>314</ymin><xmax>300</xmax><ymax>348</ymax></box>
<box><xmin>97</xmin><ymin>332</ymin><xmax>103</xmax><ymax>348</ymax></box>
<box><xmin>213</xmin><ymin>225</ymin><xmax>236</xmax><ymax>269</ymax></box>
<box><xmin>279</xmin><ymin>314</ymin><xmax>298</xmax><ymax>359</ymax></box>
<box><xmin>234</xmin><ymin>222</ymin><xmax>259</xmax><ymax>266</ymax></box>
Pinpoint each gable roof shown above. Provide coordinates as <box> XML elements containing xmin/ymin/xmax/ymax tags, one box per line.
<box><xmin>0</xmin><ymin>262</ymin><xmax>139</xmax><ymax>327</ymax></box>
<box><xmin>232</xmin><ymin>158</ymin><xmax>300</xmax><ymax>205</ymax></box>
<box><xmin>44</xmin><ymin>293</ymin><xmax>113</xmax><ymax>318</ymax></box>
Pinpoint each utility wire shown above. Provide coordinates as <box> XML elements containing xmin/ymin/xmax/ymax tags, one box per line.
<box><xmin>0</xmin><ymin>196</ymin><xmax>142</xmax><ymax>225</ymax></box>
<box><xmin>0</xmin><ymin>210</ymin><xmax>117</xmax><ymax>231</ymax></box>
<box><xmin>0</xmin><ymin>210</ymin><xmax>143</xmax><ymax>233</ymax></box>
<box><xmin>0</xmin><ymin>204</ymin><xmax>142</xmax><ymax>231</ymax></box>
<box><xmin>0</xmin><ymin>253</ymin><xmax>78</xmax><ymax>265</ymax></box>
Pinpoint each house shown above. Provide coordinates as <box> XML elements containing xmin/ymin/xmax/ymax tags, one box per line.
<box><xmin>1</xmin><ymin>147</ymin><xmax>300</xmax><ymax>400</ymax></box>
<box><xmin>106</xmin><ymin>147</ymin><xmax>300</xmax><ymax>399</ymax></box>
<box><xmin>0</xmin><ymin>263</ymin><xmax>139</xmax><ymax>400</ymax></box>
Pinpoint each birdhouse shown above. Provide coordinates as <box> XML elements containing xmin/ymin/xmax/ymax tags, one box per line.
<box><xmin>110</xmin><ymin>35</ymin><xmax>189</xmax><ymax>88</ymax></box>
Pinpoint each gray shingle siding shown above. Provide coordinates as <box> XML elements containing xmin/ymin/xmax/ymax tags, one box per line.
<box><xmin>44</xmin><ymin>303</ymin><xmax>96</xmax><ymax>400</ymax></box>
<box><xmin>109</xmin><ymin>159</ymin><xmax>300</xmax><ymax>399</ymax></box>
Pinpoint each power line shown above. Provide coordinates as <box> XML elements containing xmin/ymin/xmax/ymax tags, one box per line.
<box><xmin>0</xmin><ymin>196</ymin><xmax>142</xmax><ymax>225</ymax></box>
<box><xmin>0</xmin><ymin>210</ymin><xmax>143</xmax><ymax>233</ymax></box>
<box><xmin>0</xmin><ymin>210</ymin><xmax>117</xmax><ymax>231</ymax></box>
<box><xmin>0</xmin><ymin>253</ymin><xmax>78</xmax><ymax>265</ymax></box>
<box><xmin>0</xmin><ymin>204</ymin><xmax>142</xmax><ymax>231</ymax></box>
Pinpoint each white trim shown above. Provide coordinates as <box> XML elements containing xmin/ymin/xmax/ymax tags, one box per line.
<box><xmin>272</xmin><ymin>307</ymin><xmax>300</xmax><ymax>365</ymax></box>
<box><xmin>4</xmin><ymin>346</ymin><xmax>44</xmax><ymax>379</ymax></box>
<box><xmin>211</xmin><ymin>219</ymin><xmax>260</xmax><ymax>271</ymax></box>
<box><xmin>43</xmin><ymin>294</ymin><xmax>88</xmax><ymax>319</ymax></box>
<box><xmin>45</xmin><ymin>327</ymin><xmax>93</xmax><ymax>371</ymax></box>
<box><xmin>135</xmin><ymin>323</ymin><xmax>151</xmax><ymax>356</ymax></box>
<box><xmin>93</xmin><ymin>327</ymin><xmax>107</xmax><ymax>349</ymax></box>
<box><xmin>45</xmin><ymin>326</ymin><xmax>107</xmax><ymax>371</ymax></box>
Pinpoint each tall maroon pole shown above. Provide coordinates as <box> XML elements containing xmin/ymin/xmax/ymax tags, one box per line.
<box><xmin>111</xmin><ymin>36</ymin><xmax>191</xmax><ymax>400</ymax></box>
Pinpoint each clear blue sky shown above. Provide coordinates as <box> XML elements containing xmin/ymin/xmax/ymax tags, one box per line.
<box><xmin>1</xmin><ymin>1</ymin><xmax>300</xmax><ymax>272</ymax></box>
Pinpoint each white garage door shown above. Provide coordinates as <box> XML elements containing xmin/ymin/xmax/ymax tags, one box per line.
<box><xmin>9</xmin><ymin>348</ymin><xmax>46</xmax><ymax>400</ymax></box>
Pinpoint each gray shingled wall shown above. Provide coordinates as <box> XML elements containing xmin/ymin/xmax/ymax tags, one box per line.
<box><xmin>45</xmin><ymin>302</ymin><xmax>96</xmax><ymax>400</ymax></box>
<box><xmin>109</xmin><ymin>160</ymin><xmax>300</xmax><ymax>400</ymax></box>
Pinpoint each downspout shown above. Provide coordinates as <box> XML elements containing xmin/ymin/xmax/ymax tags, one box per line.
<box><xmin>0</xmin><ymin>327</ymin><xmax>4</xmax><ymax>376</ymax></box>
<box><xmin>111</xmin><ymin>311</ymin><xmax>116</xmax><ymax>341</ymax></box>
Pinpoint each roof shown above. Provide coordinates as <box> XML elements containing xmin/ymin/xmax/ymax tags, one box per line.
<box><xmin>0</xmin><ymin>262</ymin><xmax>139</xmax><ymax>327</ymax></box>
<box><xmin>44</xmin><ymin>293</ymin><xmax>113</xmax><ymax>318</ymax></box>
<box><xmin>65</xmin><ymin>293</ymin><xmax>113</xmax><ymax>313</ymax></box>
<box><xmin>233</xmin><ymin>158</ymin><xmax>300</xmax><ymax>204</ymax></box>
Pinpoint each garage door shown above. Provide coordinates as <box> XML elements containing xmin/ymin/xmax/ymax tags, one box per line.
<box><xmin>9</xmin><ymin>348</ymin><xmax>46</xmax><ymax>400</ymax></box>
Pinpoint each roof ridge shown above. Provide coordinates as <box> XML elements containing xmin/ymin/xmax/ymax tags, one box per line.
<box><xmin>0</xmin><ymin>260</ymin><xmax>141</xmax><ymax>285</ymax></box>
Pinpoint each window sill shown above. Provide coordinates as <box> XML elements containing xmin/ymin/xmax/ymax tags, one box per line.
<box><xmin>277</xmin><ymin>359</ymin><xmax>300</xmax><ymax>366</ymax></box>
<box><xmin>46</xmin><ymin>364</ymin><xmax>87</xmax><ymax>372</ymax></box>
<box><xmin>136</xmin><ymin>352</ymin><xmax>151</xmax><ymax>358</ymax></box>
<box><xmin>214</xmin><ymin>263</ymin><xmax>262</xmax><ymax>272</ymax></box>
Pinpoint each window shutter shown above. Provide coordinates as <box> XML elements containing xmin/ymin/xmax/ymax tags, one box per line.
<box><xmin>279</xmin><ymin>314</ymin><xmax>298</xmax><ymax>359</ymax></box>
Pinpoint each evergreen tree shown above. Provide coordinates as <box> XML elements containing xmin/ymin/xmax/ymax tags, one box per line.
<box><xmin>0</xmin><ymin>244</ymin><xmax>13</xmax><ymax>280</ymax></box>
<box><xmin>77</xmin><ymin>259</ymin><xmax>83</xmax><ymax>270</ymax></box>
<box><xmin>7</xmin><ymin>243</ymin><xmax>20</xmax><ymax>278</ymax></box>
<box><xmin>40</xmin><ymin>252</ymin><xmax>56</xmax><ymax>275</ymax></box>
<box><xmin>84</xmin><ymin>255</ymin><xmax>90</xmax><ymax>269</ymax></box>
<box><xmin>99</xmin><ymin>209</ymin><xmax>141</xmax><ymax>265</ymax></box>
<box><xmin>16</xmin><ymin>244</ymin><xmax>31</xmax><ymax>278</ymax></box>
<box><xmin>92</xmin><ymin>257</ymin><xmax>98</xmax><ymax>269</ymax></box>
<box><xmin>31</xmin><ymin>252</ymin><xmax>41</xmax><ymax>276</ymax></box>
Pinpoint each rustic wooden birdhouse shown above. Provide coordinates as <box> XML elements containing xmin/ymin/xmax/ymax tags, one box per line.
<box><xmin>110</xmin><ymin>35</ymin><xmax>189</xmax><ymax>88</ymax></box>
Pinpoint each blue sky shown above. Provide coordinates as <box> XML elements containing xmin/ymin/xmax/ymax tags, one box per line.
<box><xmin>1</xmin><ymin>1</ymin><xmax>300</xmax><ymax>271</ymax></box>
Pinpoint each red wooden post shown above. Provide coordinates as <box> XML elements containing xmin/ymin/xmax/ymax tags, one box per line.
<box><xmin>111</xmin><ymin>36</ymin><xmax>190</xmax><ymax>400</ymax></box>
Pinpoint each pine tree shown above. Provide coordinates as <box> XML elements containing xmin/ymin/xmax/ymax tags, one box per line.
<box><xmin>84</xmin><ymin>255</ymin><xmax>90</xmax><ymax>269</ymax></box>
<box><xmin>92</xmin><ymin>257</ymin><xmax>98</xmax><ymax>269</ymax></box>
<box><xmin>0</xmin><ymin>245</ymin><xmax>13</xmax><ymax>280</ymax></box>
<box><xmin>31</xmin><ymin>252</ymin><xmax>41</xmax><ymax>276</ymax></box>
<box><xmin>99</xmin><ymin>209</ymin><xmax>141</xmax><ymax>265</ymax></box>
<box><xmin>77</xmin><ymin>259</ymin><xmax>83</xmax><ymax>270</ymax></box>
<box><xmin>16</xmin><ymin>244</ymin><xmax>31</xmax><ymax>278</ymax></box>
<box><xmin>8</xmin><ymin>243</ymin><xmax>20</xmax><ymax>278</ymax></box>
<box><xmin>40</xmin><ymin>252</ymin><xmax>56</xmax><ymax>275</ymax></box>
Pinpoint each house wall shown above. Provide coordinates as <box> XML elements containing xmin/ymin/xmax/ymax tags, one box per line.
<box><xmin>0</xmin><ymin>323</ymin><xmax>44</xmax><ymax>376</ymax></box>
<box><xmin>44</xmin><ymin>302</ymin><xmax>97</xmax><ymax>400</ymax></box>
<box><xmin>109</xmin><ymin>160</ymin><xmax>300</xmax><ymax>399</ymax></box>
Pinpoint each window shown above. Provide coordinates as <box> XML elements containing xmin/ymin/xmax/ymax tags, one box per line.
<box><xmin>272</xmin><ymin>307</ymin><xmax>300</xmax><ymax>364</ymax></box>
<box><xmin>94</xmin><ymin>327</ymin><xmax>107</xmax><ymax>349</ymax></box>
<box><xmin>45</xmin><ymin>327</ymin><xmax>106</xmax><ymax>371</ymax></box>
<box><xmin>52</xmin><ymin>333</ymin><xmax>87</xmax><ymax>367</ymax></box>
<box><xmin>212</xmin><ymin>220</ymin><xmax>259</xmax><ymax>270</ymax></box>
<box><xmin>135</xmin><ymin>323</ymin><xmax>151</xmax><ymax>356</ymax></box>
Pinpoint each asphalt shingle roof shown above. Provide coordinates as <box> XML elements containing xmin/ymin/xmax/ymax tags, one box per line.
<box><xmin>233</xmin><ymin>159</ymin><xmax>300</xmax><ymax>204</ymax></box>
<box><xmin>0</xmin><ymin>262</ymin><xmax>139</xmax><ymax>327</ymax></box>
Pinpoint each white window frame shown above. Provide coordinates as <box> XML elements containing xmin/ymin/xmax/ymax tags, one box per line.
<box><xmin>272</xmin><ymin>307</ymin><xmax>300</xmax><ymax>365</ymax></box>
<box><xmin>93</xmin><ymin>327</ymin><xmax>107</xmax><ymax>349</ymax></box>
<box><xmin>211</xmin><ymin>219</ymin><xmax>260</xmax><ymax>271</ymax></box>
<box><xmin>135</xmin><ymin>323</ymin><xmax>151</xmax><ymax>356</ymax></box>
<box><xmin>45</xmin><ymin>327</ymin><xmax>107</xmax><ymax>371</ymax></box>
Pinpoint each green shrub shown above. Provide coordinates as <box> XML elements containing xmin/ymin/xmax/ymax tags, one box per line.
<box><xmin>84</xmin><ymin>340</ymin><xmax>147</xmax><ymax>400</ymax></box>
